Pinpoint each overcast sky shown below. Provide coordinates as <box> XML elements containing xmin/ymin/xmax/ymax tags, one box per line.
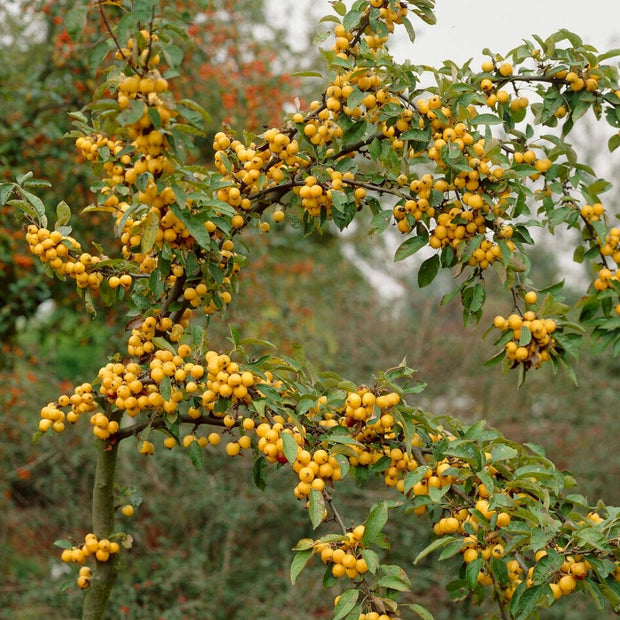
<box><xmin>270</xmin><ymin>1</ymin><xmax>620</xmax><ymax>67</ymax></box>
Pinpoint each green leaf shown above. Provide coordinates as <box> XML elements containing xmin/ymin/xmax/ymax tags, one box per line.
<box><xmin>118</xmin><ymin>99</ymin><xmax>147</xmax><ymax>126</ymax></box>
<box><xmin>343</xmin><ymin>9</ymin><xmax>364</xmax><ymax>32</ymax></box>
<box><xmin>465</xmin><ymin>557</ymin><xmax>483</xmax><ymax>590</ymax></box>
<box><xmin>345</xmin><ymin>87</ymin><xmax>366</xmax><ymax>111</ymax></box>
<box><xmin>418</xmin><ymin>254</ymin><xmax>440</xmax><ymax>288</ymax></box>
<box><xmin>291</xmin><ymin>71</ymin><xmax>324</xmax><ymax>78</ymax></box>
<box><xmin>580</xmin><ymin>578</ymin><xmax>606</xmax><ymax>612</ymax></box>
<box><xmin>141</xmin><ymin>208</ymin><xmax>160</xmax><ymax>253</ymax></box>
<box><xmin>169</xmin><ymin>202</ymin><xmax>213</xmax><ymax>250</ymax></box>
<box><xmin>470</xmin><ymin>113</ymin><xmax>502</xmax><ymax>125</ymax></box>
<box><xmin>147</xmin><ymin>270</ymin><xmax>163</xmax><ymax>301</ymax></box>
<box><xmin>0</xmin><ymin>183</ymin><xmax>14</xmax><ymax>206</ymax></box>
<box><xmin>252</xmin><ymin>455</ymin><xmax>267</xmax><ymax>490</ymax></box>
<box><xmin>519</xmin><ymin>324</ymin><xmax>532</xmax><ymax>347</ymax></box>
<box><xmin>401</xmin><ymin>16</ymin><xmax>416</xmax><ymax>44</ymax></box>
<box><xmin>596</xmin><ymin>578</ymin><xmax>620</xmax><ymax>608</ymax></box>
<box><xmin>55</xmin><ymin>201</ymin><xmax>72</xmax><ymax>229</ymax></box>
<box><xmin>599</xmin><ymin>47</ymin><xmax>620</xmax><ymax>61</ymax></box>
<box><xmin>332</xmin><ymin>589</ymin><xmax>359</xmax><ymax>620</ymax></box>
<box><xmin>362</xmin><ymin>501</ymin><xmax>388</xmax><ymax>546</ymax></box>
<box><xmin>360</xmin><ymin>549</ymin><xmax>379</xmax><ymax>574</ymax></box>
<box><xmin>290</xmin><ymin>548</ymin><xmax>313</xmax><ymax>585</ymax></box>
<box><xmin>19</xmin><ymin>188</ymin><xmax>46</xmax><ymax>221</ymax></box>
<box><xmin>414</xmin><ymin>536</ymin><xmax>457</xmax><ymax>564</ymax></box>
<box><xmin>54</xmin><ymin>539</ymin><xmax>73</xmax><ymax>550</ymax></box>
<box><xmin>309</xmin><ymin>488</ymin><xmax>326</xmax><ymax>529</ymax></box>
<box><xmin>376</xmin><ymin>574</ymin><xmax>411</xmax><ymax>592</ymax></box>
<box><xmin>531</xmin><ymin>549</ymin><xmax>563</xmax><ymax>584</ymax></box>
<box><xmin>394</xmin><ymin>233</ymin><xmax>428</xmax><ymax>262</ymax></box>
<box><xmin>608</xmin><ymin>134</ymin><xmax>620</xmax><ymax>153</ymax></box>
<box><xmin>162</xmin><ymin>44</ymin><xmax>184</xmax><ymax>73</ymax></box>
<box><xmin>510</xmin><ymin>583</ymin><xmax>546</xmax><ymax>620</ymax></box>
<box><xmin>292</xmin><ymin>538</ymin><xmax>315</xmax><ymax>551</ymax></box>
<box><xmin>438</xmin><ymin>539</ymin><xmax>466</xmax><ymax>560</ymax></box>
<box><xmin>186</xmin><ymin>440</ymin><xmax>203</xmax><ymax>469</ymax></box>
<box><xmin>400</xmin><ymin>128</ymin><xmax>431</xmax><ymax>142</ymax></box>
<box><xmin>172</xmin><ymin>123</ymin><xmax>207</xmax><ymax>138</ymax></box>
<box><xmin>158</xmin><ymin>375</ymin><xmax>172</xmax><ymax>402</ymax></box>
<box><xmin>178</xmin><ymin>99</ymin><xmax>213</xmax><ymax>126</ymax></box>
<box><xmin>489</xmin><ymin>443</ymin><xmax>519</xmax><ymax>462</ymax></box>
<box><xmin>281</xmin><ymin>431</ymin><xmax>299</xmax><ymax>465</ymax></box>
<box><xmin>151</xmin><ymin>337</ymin><xmax>177</xmax><ymax>355</ymax></box>
<box><xmin>403</xmin><ymin>604</ymin><xmax>435</xmax><ymax>620</ymax></box>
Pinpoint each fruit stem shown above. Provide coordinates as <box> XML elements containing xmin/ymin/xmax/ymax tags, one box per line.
<box><xmin>82</xmin><ymin>438</ymin><xmax>120</xmax><ymax>620</ymax></box>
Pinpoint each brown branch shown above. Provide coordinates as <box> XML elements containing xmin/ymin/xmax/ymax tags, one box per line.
<box><xmin>325</xmin><ymin>492</ymin><xmax>348</xmax><ymax>535</ymax></box>
<box><xmin>98</xmin><ymin>4</ymin><xmax>125</xmax><ymax>65</ymax></box>
<box><xmin>115</xmin><ymin>411</ymin><xmax>229</xmax><ymax>441</ymax></box>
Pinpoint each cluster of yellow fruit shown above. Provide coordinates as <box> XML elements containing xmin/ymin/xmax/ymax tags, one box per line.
<box><xmin>462</xmin><ymin>541</ymin><xmax>517</xmax><ymax>591</ymax></box>
<box><xmin>357</xmin><ymin>613</ymin><xmax>399</xmax><ymax>620</ymax></box>
<box><xmin>202</xmin><ymin>351</ymin><xmax>259</xmax><ymax>408</ymax></box>
<box><xmin>25</xmin><ymin>225</ymin><xmax>105</xmax><ymax>290</ymax></box>
<box><xmin>213</xmin><ymin>129</ymin><xmax>303</xmax><ymax>191</ymax></box>
<box><xmin>547</xmin><ymin>554</ymin><xmax>591</xmax><ymax>600</ymax></box>
<box><xmin>160</xmin><ymin>238</ymin><xmax>237</xmax><ymax>312</ymax></box>
<box><xmin>493</xmin><ymin>303</ymin><xmax>557</xmax><ymax>369</ymax></box>
<box><xmin>90</xmin><ymin>412</ymin><xmax>120</xmax><ymax>440</ymax></box>
<box><xmin>599</xmin><ymin>226</ymin><xmax>620</xmax><ymax>263</ymax></box>
<box><xmin>38</xmin><ymin>382</ymin><xmax>98</xmax><ymax>434</ymax></box>
<box><xmin>76</xmin><ymin>566</ymin><xmax>93</xmax><ymax>590</ymax></box>
<box><xmin>292</xmin><ymin>171</ymin><xmax>365</xmax><ymax>218</ymax></box>
<box><xmin>291</xmin><ymin>447</ymin><xmax>343</xmax><ymax>499</ymax></box>
<box><xmin>417</xmin><ymin>89</ymin><xmax>552</xmax><ymax>174</ymax></box>
<box><xmin>580</xmin><ymin>202</ymin><xmax>606</xmax><ymax>223</ymax></box>
<box><xmin>323</xmin><ymin>68</ymin><xmax>386</xmax><ymax>121</ymax></box>
<box><xmin>252</xmin><ymin>418</ymin><xmax>294</xmax><ymax>464</ymax></box>
<box><xmin>98</xmin><ymin>319</ymin><xmax>209</xmax><ymax>426</ymax></box>
<box><xmin>379</xmin><ymin>446</ymin><xmax>422</xmax><ymax>492</ymax></box>
<box><xmin>592</xmin><ymin>266</ymin><xmax>619</xmax><ymax>293</ymax></box>
<box><xmin>344</xmin><ymin>388</ymin><xmax>400</xmax><ymax>425</ymax></box>
<box><xmin>75</xmin><ymin>30</ymin><xmax>202</xmax><ymax>287</ymax></box>
<box><xmin>400</xmin><ymin>460</ymin><xmax>462</xmax><ymax>515</ymax></box>
<box><xmin>368</xmin><ymin>0</ymin><xmax>408</xmax><ymax>32</ymax></box>
<box><xmin>478</xmin><ymin>61</ymin><xmax>528</xmax><ymax>110</ymax></box>
<box><xmin>316</xmin><ymin>525</ymin><xmax>369</xmax><ymax>579</ymax></box>
<box><xmin>343</xmin><ymin>389</ymin><xmax>402</xmax><ymax>442</ymax></box>
<box><xmin>212</xmin><ymin>129</ymin><xmax>307</xmax><ymax>230</ymax></box>
<box><xmin>117</xmin><ymin>199</ymin><xmax>188</xmax><ymax>267</ymax></box>
<box><xmin>554</xmin><ymin>66</ymin><xmax>601</xmax><ymax>93</ymax></box>
<box><xmin>61</xmin><ymin>533</ymin><xmax>120</xmax><ymax>567</ymax></box>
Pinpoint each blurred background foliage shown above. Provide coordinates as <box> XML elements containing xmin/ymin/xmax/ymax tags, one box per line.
<box><xmin>1</xmin><ymin>1</ymin><xmax>619</xmax><ymax>618</ymax></box>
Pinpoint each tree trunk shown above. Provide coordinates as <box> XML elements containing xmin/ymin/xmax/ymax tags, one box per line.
<box><xmin>82</xmin><ymin>438</ymin><xmax>120</xmax><ymax>620</ymax></box>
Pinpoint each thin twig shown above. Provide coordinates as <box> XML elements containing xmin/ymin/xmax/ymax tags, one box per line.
<box><xmin>325</xmin><ymin>493</ymin><xmax>348</xmax><ymax>534</ymax></box>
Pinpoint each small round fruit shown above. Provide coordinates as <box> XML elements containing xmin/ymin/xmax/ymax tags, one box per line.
<box><xmin>225</xmin><ymin>441</ymin><xmax>241</xmax><ymax>457</ymax></box>
<box><xmin>121</xmin><ymin>504</ymin><xmax>134</xmax><ymax>517</ymax></box>
<box><xmin>558</xmin><ymin>574</ymin><xmax>577</xmax><ymax>594</ymax></box>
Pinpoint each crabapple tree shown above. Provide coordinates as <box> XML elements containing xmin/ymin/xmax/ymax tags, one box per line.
<box><xmin>4</xmin><ymin>1</ymin><xmax>620</xmax><ymax>619</ymax></box>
